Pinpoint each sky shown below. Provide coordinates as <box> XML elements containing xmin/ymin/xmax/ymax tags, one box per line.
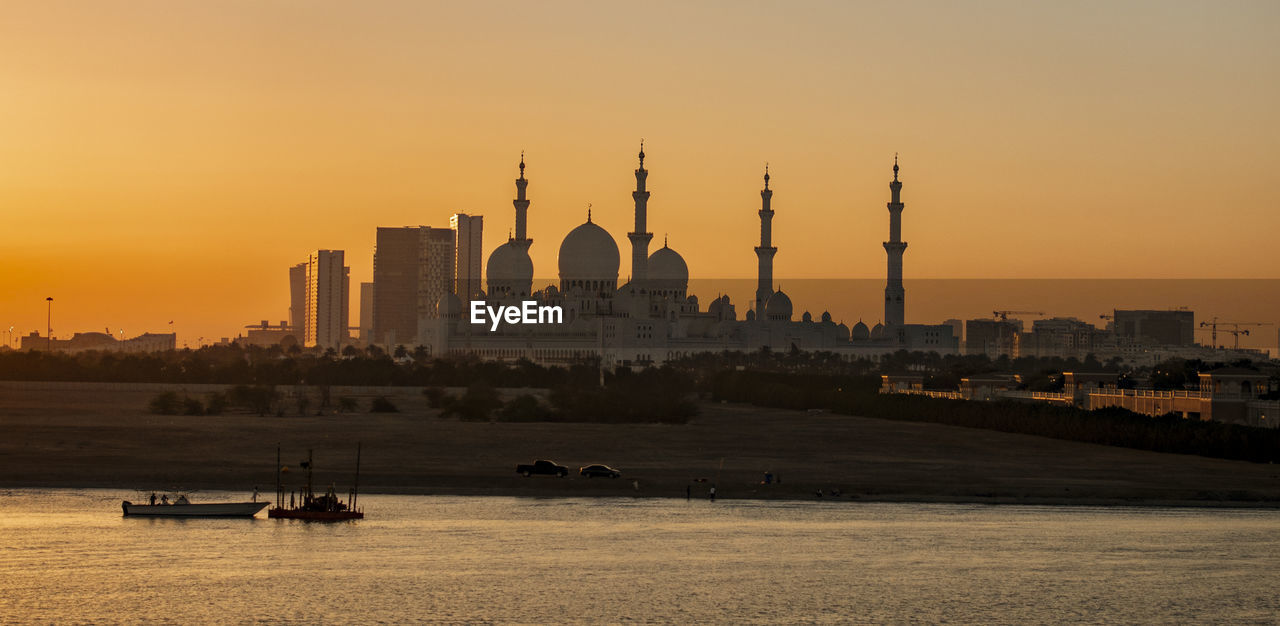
<box><xmin>1</xmin><ymin>1</ymin><xmax>1278</xmax><ymax>345</ymax></box>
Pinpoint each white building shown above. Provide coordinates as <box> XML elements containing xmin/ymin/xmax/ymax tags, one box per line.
<box><xmin>418</xmin><ymin>148</ymin><xmax>957</xmax><ymax>365</ymax></box>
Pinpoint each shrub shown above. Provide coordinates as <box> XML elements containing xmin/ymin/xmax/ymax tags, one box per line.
<box><xmin>182</xmin><ymin>397</ymin><xmax>204</xmax><ymax>416</ymax></box>
<box><xmin>444</xmin><ymin>382</ymin><xmax>502</xmax><ymax>421</ymax></box>
<box><xmin>148</xmin><ymin>391</ymin><xmax>182</xmax><ymax>415</ymax></box>
<box><xmin>423</xmin><ymin>386</ymin><xmax>450</xmax><ymax>409</ymax></box>
<box><xmin>205</xmin><ymin>392</ymin><xmax>228</xmax><ymax>415</ymax></box>
<box><xmin>370</xmin><ymin>396</ymin><xmax>398</xmax><ymax>413</ymax></box>
<box><xmin>497</xmin><ymin>394</ymin><xmax>551</xmax><ymax>422</ymax></box>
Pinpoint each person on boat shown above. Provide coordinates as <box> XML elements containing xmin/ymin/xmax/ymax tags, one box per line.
<box><xmin>149</xmin><ymin>493</ymin><xmax>156</xmax><ymax>506</ymax></box>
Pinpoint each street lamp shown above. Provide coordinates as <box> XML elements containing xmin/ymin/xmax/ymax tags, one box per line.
<box><xmin>45</xmin><ymin>297</ymin><xmax>53</xmax><ymax>352</ymax></box>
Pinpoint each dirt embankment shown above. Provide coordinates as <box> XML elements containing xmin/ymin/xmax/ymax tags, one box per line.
<box><xmin>2</xmin><ymin>384</ymin><xmax>1278</xmax><ymax>507</ymax></box>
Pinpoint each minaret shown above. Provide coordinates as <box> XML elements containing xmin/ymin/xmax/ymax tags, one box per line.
<box><xmin>628</xmin><ymin>142</ymin><xmax>654</xmax><ymax>285</ymax></box>
<box><xmin>512</xmin><ymin>152</ymin><xmax>532</xmax><ymax>250</ymax></box>
<box><xmin>883</xmin><ymin>155</ymin><xmax>907</xmax><ymax>327</ymax></box>
<box><xmin>754</xmin><ymin>165</ymin><xmax>776</xmax><ymax>318</ymax></box>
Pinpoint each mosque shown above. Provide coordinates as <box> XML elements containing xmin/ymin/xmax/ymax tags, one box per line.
<box><xmin>420</xmin><ymin>146</ymin><xmax>958</xmax><ymax>367</ymax></box>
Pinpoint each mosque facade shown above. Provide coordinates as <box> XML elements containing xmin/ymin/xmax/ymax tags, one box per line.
<box><xmin>418</xmin><ymin>147</ymin><xmax>957</xmax><ymax>367</ymax></box>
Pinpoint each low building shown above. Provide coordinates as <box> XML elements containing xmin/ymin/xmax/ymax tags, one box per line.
<box><xmin>20</xmin><ymin>331</ymin><xmax>176</xmax><ymax>353</ymax></box>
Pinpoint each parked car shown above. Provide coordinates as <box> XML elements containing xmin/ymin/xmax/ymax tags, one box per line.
<box><xmin>516</xmin><ymin>459</ymin><xmax>569</xmax><ymax>477</ymax></box>
<box><xmin>579</xmin><ymin>464</ymin><xmax>622</xmax><ymax>479</ymax></box>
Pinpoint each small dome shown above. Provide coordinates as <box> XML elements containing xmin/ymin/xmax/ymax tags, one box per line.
<box><xmin>821</xmin><ymin>311</ymin><xmax>833</xmax><ymax>323</ymax></box>
<box><xmin>765</xmin><ymin>290</ymin><xmax>792</xmax><ymax>322</ymax></box>
<box><xmin>746</xmin><ymin>309</ymin><xmax>756</xmax><ymax>322</ymax></box>
<box><xmin>436</xmin><ymin>292</ymin><xmax>463</xmax><ymax>318</ymax></box>
<box><xmin>852</xmin><ymin>320</ymin><xmax>870</xmax><ymax>340</ymax></box>
<box><xmin>802</xmin><ymin>311</ymin><xmax>813</xmax><ymax>323</ymax></box>
<box><xmin>836</xmin><ymin>322</ymin><xmax>850</xmax><ymax>340</ymax></box>
<box><xmin>871</xmin><ymin>322</ymin><xmax>884</xmax><ymax>339</ymax></box>
<box><xmin>558</xmin><ymin>220</ymin><xmax>619</xmax><ymax>283</ymax></box>
<box><xmin>648</xmin><ymin>246</ymin><xmax>689</xmax><ymax>284</ymax></box>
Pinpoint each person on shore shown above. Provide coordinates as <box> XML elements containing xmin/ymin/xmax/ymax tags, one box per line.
<box><xmin>686</xmin><ymin>485</ymin><xmax>691</xmax><ymax>501</ymax></box>
<box><xmin>161</xmin><ymin>494</ymin><xmax>169</xmax><ymax>505</ymax></box>
<box><xmin>709</xmin><ymin>486</ymin><xmax>716</xmax><ymax>502</ymax></box>
<box><xmin>149</xmin><ymin>493</ymin><xmax>156</xmax><ymax>506</ymax></box>
<box><xmin>252</xmin><ymin>486</ymin><xmax>259</xmax><ymax>502</ymax></box>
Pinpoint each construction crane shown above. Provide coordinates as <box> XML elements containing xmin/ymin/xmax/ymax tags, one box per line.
<box><xmin>993</xmin><ymin>310</ymin><xmax>1045</xmax><ymax>322</ymax></box>
<box><xmin>1198</xmin><ymin>318</ymin><xmax>1276</xmax><ymax>349</ymax></box>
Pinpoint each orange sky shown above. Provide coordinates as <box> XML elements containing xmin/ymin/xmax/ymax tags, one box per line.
<box><xmin>1</xmin><ymin>1</ymin><xmax>1278</xmax><ymax>345</ymax></box>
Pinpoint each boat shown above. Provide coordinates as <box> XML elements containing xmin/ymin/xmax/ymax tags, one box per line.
<box><xmin>122</xmin><ymin>494</ymin><xmax>269</xmax><ymax>518</ymax></box>
<box><xmin>268</xmin><ymin>444</ymin><xmax>365</xmax><ymax>521</ymax></box>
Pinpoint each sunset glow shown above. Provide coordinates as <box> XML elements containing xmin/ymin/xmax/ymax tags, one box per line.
<box><xmin>2</xmin><ymin>1</ymin><xmax>1277</xmax><ymax>345</ymax></box>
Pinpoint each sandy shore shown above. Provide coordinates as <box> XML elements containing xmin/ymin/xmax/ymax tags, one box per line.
<box><xmin>2</xmin><ymin>385</ymin><xmax>1278</xmax><ymax>507</ymax></box>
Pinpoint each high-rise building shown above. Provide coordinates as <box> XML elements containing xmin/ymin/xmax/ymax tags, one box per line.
<box><xmin>288</xmin><ymin>262</ymin><xmax>306</xmax><ymax>336</ymax></box>
<box><xmin>418</xmin><ymin>228</ymin><xmax>455</xmax><ymax>321</ymax></box>
<box><xmin>372</xmin><ymin>227</ymin><xmax>420</xmax><ymax>348</ymax></box>
<box><xmin>304</xmin><ymin>250</ymin><xmax>350</xmax><ymax>350</ymax></box>
<box><xmin>358</xmin><ymin>282</ymin><xmax>374</xmax><ymax>347</ymax></box>
<box><xmin>372</xmin><ymin>226</ymin><xmax>455</xmax><ymax>348</ymax></box>
<box><xmin>450</xmin><ymin>213</ymin><xmax>484</xmax><ymax>301</ymax></box>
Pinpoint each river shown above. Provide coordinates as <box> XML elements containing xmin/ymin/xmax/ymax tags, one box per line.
<box><xmin>2</xmin><ymin>489</ymin><xmax>1277</xmax><ymax>623</ymax></box>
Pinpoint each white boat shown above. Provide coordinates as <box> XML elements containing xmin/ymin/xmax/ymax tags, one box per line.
<box><xmin>122</xmin><ymin>495</ymin><xmax>269</xmax><ymax>518</ymax></box>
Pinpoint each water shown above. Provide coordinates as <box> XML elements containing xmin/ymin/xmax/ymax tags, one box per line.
<box><xmin>2</xmin><ymin>490</ymin><xmax>1278</xmax><ymax>624</ymax></box>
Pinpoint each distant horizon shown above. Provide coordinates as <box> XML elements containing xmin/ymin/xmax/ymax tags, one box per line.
<box><xmin>6</xmin><ymin>277</ymin><xmax>1278</xmax><ymax>352</ymax></box>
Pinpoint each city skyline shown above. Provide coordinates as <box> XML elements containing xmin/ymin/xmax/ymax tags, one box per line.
<box><xmin>2</xmin><ymin>1</ymin><xmax>1278</xmax><ymax>346</ymax></box>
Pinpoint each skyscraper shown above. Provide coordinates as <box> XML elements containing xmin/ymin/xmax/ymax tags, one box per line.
<box><xmin>288</xmin><ymin>262</ymin><xmax>306</xmax><ymax>337</ymax></box>
<box><xmin>418</xmin><ymin>228</ymin><xmax>455</xmax><ymax>323</ymax></box>
<box><xmin>372</xmin><ymin>226</ymin><xmax>456</xmax><ymax>348</ymax></box>
<box><xmin>450</xmin><ymin>213</ymin><xmax>483</xmax><ymax>301</ymax></box>
<box><xmin>304</xmin><ymin>250</ymin><xmax>350</xmax><ymax>350</ymax></box>
<box><xmin>358</xmin><ymin>282</ymin><xmax>374</xmax><ymax>347</ymax></box>
<box><xmin>372</xmin><ymin>227</ymin><xmax>420</xmax><ymax>347</ymax></box>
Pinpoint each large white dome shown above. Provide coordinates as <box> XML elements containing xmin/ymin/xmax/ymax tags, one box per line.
<box><xmin>487</xmin><ymin>241</ymin><xmax>533</xmax><ymax>282</ymax></box>
<box><xmin>558</xmin><ymin>220</ymin><xmax>619</xmax><ymax>283</ymax></box>
<box><xmin>486</xmin><ymin>241</ymin><xmax>533</xmax><ymax>297</ymax></box>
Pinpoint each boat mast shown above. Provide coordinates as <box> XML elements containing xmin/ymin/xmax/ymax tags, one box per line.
<box><xmin>352</xmin><ymin>442</ymin><xmax>361</xmax><ymax>510</ymax></box>
<box><xmin>306</xmin><ymin>448</ymin><xmax>314</xmax><ymax>502</ymax></box>
<box><xmin>275</xmin><ymin>444</ymin><xmax>281</xmax><ymax>509</ymax></box>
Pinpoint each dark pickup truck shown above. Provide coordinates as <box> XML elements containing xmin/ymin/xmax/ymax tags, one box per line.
<box><xmin>516</xmin><ymin>459</ymin><xmax>569</xmax><ymax>477</ymax></box>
